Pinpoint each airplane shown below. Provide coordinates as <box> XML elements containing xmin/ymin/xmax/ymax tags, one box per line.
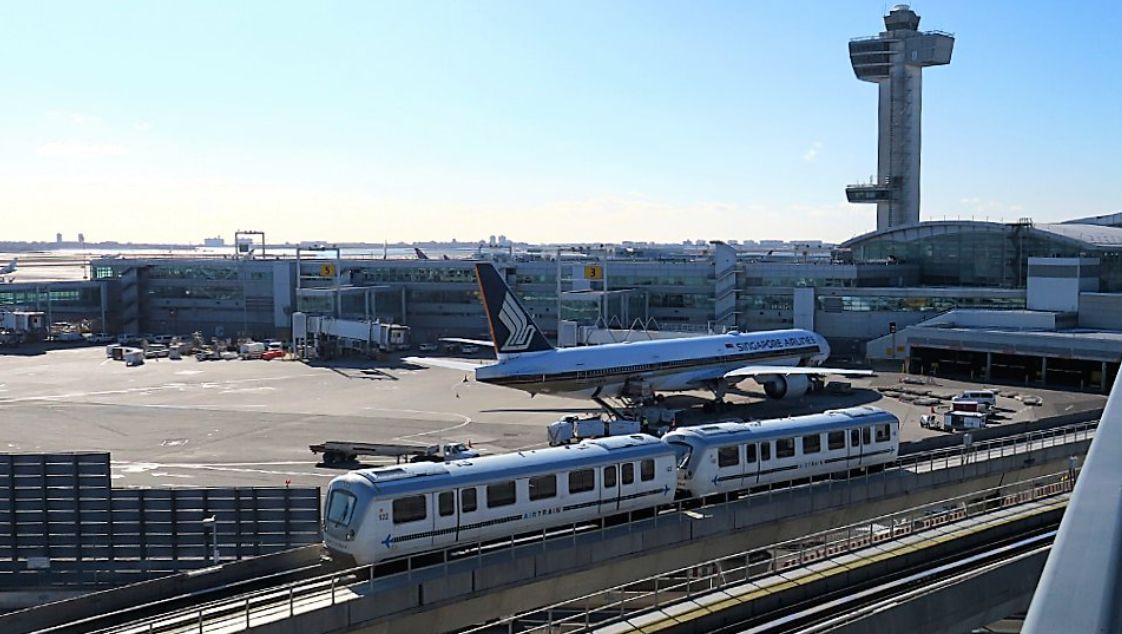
<box><xmin>414</xmin><ymin>247</ymin><xmax>430</xmax><ymax>260</ymax></box>
<box><xmin>0</xmin><ymin>258</ymin><xmax>16</xmax><ymax>281</ymax></box>
<box><xmin>406</xmin><ymin>262</ymin><xmax>874</xmax><ymax>408</ymax></box>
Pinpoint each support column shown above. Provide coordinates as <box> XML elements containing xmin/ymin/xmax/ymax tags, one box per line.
<box><xmin>1102</xmin><ymin>361</ymin><xmax>1109</xmax><ymax>393</ymax></box>
<box><xmin>1041</xmin><ymin>357</ymin><xmax>1048</xmax><ymax>386</ymax></box>
<box><xmin>984</xmin><ymin>352</ymin><xmax>993</xmax><ymax>381</ymax></box>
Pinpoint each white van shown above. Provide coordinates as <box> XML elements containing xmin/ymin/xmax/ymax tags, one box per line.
<box><xmin>957</xmin><ymin>390</ymin><xmax>997</xmax><ymax>411</ymax></box>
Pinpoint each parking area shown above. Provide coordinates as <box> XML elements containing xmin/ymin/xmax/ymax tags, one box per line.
<box><xmin>0</xmin><ymin>347</ymin><xmax>1105</xmax><ymax>489</ymax></box>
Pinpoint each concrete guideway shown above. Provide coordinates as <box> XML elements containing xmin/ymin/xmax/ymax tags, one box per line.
<box><xmin>61</xmin><ymin>424</ymin><xmax>1091</xmax><ymax>634</ymax></box>
<box><xmin>551</xmin><ymin>480</ymin><xmax>1068</xmax><ymax>634</ymax></box>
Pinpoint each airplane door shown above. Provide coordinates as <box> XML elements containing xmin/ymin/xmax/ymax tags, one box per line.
<box><xmin>432</xmin><ymin>490</ymin><xmax>458</xmax><ymax>550</ymax></box>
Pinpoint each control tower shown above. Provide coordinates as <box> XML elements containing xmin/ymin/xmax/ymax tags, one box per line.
<box><xmin>846</xmin><ymin>5</ymin><xmax>954</xmax><ymax>231</ymax></box>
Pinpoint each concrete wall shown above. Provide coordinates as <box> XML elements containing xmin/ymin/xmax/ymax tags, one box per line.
<box><xmin>1027</xmin><ymin>257</ymin><xmax>1099</xmax><ymax>312</ymax></box>
<box><xmin>1078</xmin><ymin>292</ymin><xmax>1122</xmax><ymax>330</ymax></box>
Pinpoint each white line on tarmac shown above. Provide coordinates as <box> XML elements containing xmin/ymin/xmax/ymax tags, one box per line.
<box><xmin>111</xmin><ymin>460</ymin><xmax>334</xmax><ymax>478</ymax></box>
<box><xmin>0</xmin><ymin>373</ymin><xmax>322</xmax><ymax>404</ymax></box>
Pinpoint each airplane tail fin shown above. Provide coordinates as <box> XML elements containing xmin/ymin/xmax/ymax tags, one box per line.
<box><xmin>474</xmin><ymin>263</ymin><xmax>553</xmax><ymax>355</ymax></box>
<box><xmin>414</xmin><ymin>247</ymin><xmax>429</xmax><ymax>260</ymax></box>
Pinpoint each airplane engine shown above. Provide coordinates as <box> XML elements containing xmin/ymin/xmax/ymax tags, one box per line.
<box><xmin>762</xmin><ymin>374</ymin><xmax>810</xmax><ymax>400</ymax></box>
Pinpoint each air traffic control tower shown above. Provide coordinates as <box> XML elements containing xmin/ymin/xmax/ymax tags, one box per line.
<box><xmin>846</xmin><ymin>5</ymin><xmax>954</xmax><ymax>231</ymax></box>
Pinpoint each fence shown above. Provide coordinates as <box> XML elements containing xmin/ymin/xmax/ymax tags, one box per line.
<box><xmin>0</xmin><ymin>452</ymin><xmax>321</xmax><ymax>587</ymax></box>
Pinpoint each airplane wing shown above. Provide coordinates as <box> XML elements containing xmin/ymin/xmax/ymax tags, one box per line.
<box><xmin>439</xmin><ymin>337</ymin><xmax>495</xmax><ymax>348</ymax></box>
<box><xmin>402</xmin><ymin>356</ymin><xmax>495</xmax><ymax>372</ymax></box>
<box><xmin>723</xmin><ymin>366</ymin><xmax>876</xmax><ymax>381</ymax></box>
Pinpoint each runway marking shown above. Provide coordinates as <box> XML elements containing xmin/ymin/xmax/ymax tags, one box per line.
<box><xmin>111</xmin><ymin>460</ymin><xmax>335</xmax><ymax>478</ymax></box>
<box><xmin>0</xmin><ymin>373</ymin><xmax>321</xmax><ymax>405</ymax></box>
<box><xmin>363</xmin><ymin>407</ymin><xmax>476</xmax><ymax>446</ymax></box>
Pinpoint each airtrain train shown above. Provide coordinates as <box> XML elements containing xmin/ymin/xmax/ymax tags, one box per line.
<box><xmin>323</xmin><ymin>407</ymin><xmax>899</xmax><ymax>565</ymax></box>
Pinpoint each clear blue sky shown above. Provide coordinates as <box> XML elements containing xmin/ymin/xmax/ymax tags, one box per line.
<box><xmin>2</xmin><ymin>1</ymin><xmax>1120</xmax><ymax>244</ymax></box>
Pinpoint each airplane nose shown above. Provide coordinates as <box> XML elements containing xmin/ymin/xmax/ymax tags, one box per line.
<box><xmin>817</xmin><ymin>335</ymin><xmax>831</xmax><ymax>364</ymax></box>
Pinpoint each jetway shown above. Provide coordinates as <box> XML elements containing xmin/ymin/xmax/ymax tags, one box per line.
<box><xmin>292</xmin><ymin>312</ymin><xmax>409</xmax><ymax>358</ymax></box>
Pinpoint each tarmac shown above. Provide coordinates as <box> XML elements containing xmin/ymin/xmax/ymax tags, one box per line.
<box><xmin>0</xmin><ymin>345</ymin><xmax>1105</xmax><ymax>490</ymax></box>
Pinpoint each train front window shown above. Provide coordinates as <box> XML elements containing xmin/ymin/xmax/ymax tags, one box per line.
<box><xmin>325</xmin><ymin>490</ymin><xmax>357</xmax><ymax>527</ymax></box>
<box><xmin>669</xmin><ymin>442</ymin><xmax>692</xmax><ymax>469</ymax></box>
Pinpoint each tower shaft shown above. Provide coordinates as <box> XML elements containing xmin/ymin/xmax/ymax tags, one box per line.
<box><xmin>846</xmin><ymin>5</ymin><xmax>954</xmax><ymax>231</ymax></box>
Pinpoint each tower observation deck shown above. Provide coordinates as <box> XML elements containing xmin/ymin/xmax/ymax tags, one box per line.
<box><xmin>846</xmin><ymin>5</ymin><xmax>954</xmax><ymax>231</ymax></box>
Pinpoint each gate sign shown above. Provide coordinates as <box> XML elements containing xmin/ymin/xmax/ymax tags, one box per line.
<box><xmin>584</xmin><ymin>265</ymin><xmax>603</xmax><ymax>280</ymax></box>
<box><xmin>320</xmin><ymin>263</ymin><xmax>337</xmax><ymax>277</ymax></box>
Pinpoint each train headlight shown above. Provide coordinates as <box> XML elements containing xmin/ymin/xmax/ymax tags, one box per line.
<box><xmin>345</xmin><ymin>529</ymin><xmax>355</xmax><ymax>541</ymax></box>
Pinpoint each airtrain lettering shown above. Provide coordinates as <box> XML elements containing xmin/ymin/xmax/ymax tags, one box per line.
<box><xmin>732</xmin><ymin>335</ymin><xmax>816</xmax><ymax>353</ymax></box>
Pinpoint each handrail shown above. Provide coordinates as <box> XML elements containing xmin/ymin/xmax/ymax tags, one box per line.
<box><xmin>97</xmin><ymin>421</ymin><xmax>1095</xmax><ymax>633</ymax></box>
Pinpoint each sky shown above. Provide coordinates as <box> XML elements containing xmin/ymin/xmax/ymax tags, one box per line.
<box><xmin>2</xmin><ymin>1</ymin><xmax>1121</xmax><ymax>246</ymax></box>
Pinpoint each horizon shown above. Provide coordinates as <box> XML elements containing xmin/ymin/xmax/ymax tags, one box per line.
<box><xmin>2</xmin><ymin>1</ymin><xmax>1120</xmax><ymax>245</ymax></box>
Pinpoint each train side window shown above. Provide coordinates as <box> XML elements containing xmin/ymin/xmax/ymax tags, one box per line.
<box><xmin>828</xmin><ymin>431</ymin><xmax>845</xmax><ymax>450</ymax></box>
<box><xmin>529</xmin><ymin>474</ymin><xmax>557</xmax><ymax>501</ymax></box>
<box><xmin>392</xmin><ymin>495</ymin><xmax>427</xmax><ymax>524</ymax></box>
<box><xmin>776</xmin><ymin>438</ymin><xmax>795</xmax><ymax>459</ymax></box>
<box><xmin>569</xmin><ymin>469</ymin><xmax>595</xmax><ymax>494</ymax></box>
<box><xmin>487</xmin><ymin>481</ymin><xmax>516</xmax><ymax>508</ymax></box>
<box><xmin>641</xmin><ymin>459</ymin><xmax>655</xmax><ymax>481</ymax></box>
<box><xmin>604</xmin><ymin>465</ymin><xmax>617</xmax><ymax>488</ymax></box>
<box><xmin>862</xmin><ymin>427</ymin><xmax>872</xmax><ymax>445</ymax></box>
<box><xmin>876</xmin><ymin>424</ymin><xmax>891</xmax><ymax>442</ymax></box>
<box><xmin>718</xmin><ymin>446</ymin><xmax>740</xmax><ymax>467</ymax></box>
<box><xmin>461</xmin><ymin>488</ymin><xmax>477</xmax><ymax>513</ymax></box>
<box><xmin>851</xmin><ymin>429</ymin><xmax>861</xmax><ymax>447</ymax></box>
<box><xmin>746</xmin><ymin>444</ymin><xmax>757</xmax><ymax>463</ymax></box>
<box><xmin>622</xmin><ymin>463</ymin><xmax>635</xmax><ymax>485</ymax></box>
<box><xmin>760</xmin><ymin>442</ymin><xmax>771</xmax><ymax>461</ymax></box>
<box><xmin>802</xmin><ymin>434</ymin><xmax>821</xmax><ymax>454</ymax></box>
<box><xmin>438</xmin><ymin>491</ymin><xmax>454</xmax><ymax>517</ymax></box>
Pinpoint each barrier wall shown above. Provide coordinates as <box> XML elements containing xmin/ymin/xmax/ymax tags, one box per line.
<box><xmin>0</xmin><ymin>452</ymin><xmax>321</xmax><ymax>589</ymax></box>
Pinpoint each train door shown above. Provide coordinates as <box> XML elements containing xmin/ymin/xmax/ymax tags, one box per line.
<box><xmin>744</xmin><ymin>443</ymin><xmax>760</xmax><ymax>486</ymax></box>
<box><xmin>602</xmin><ymin>464</ymin><xmax>620</xmax><ymax>512</ymax></box>
<box><xmin>456</xmin><ymin>486</ymin><xmax>481</xmax><ymax>544</ymax></box>
<box><xmin>849</xmin><ymin>428</ymin><xmax>862</xmax><ymax>468</ymax></box>
<box><xmin>618</xmin><ymin>461</ymin><xmax>638</xmax><ymax>511</ymax></box>
<box><xmin>431</xmin><ymin>490</ymin><xmax>458</xmax><ymax>550</ymax></box>
<box><xmin>757</xmin><ymin>440</ymin><xmax>773</xmax><ymax>486</ymax></box>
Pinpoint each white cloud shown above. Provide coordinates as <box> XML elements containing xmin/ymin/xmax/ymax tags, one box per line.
<box><xmin>37</xmin><ymin>142</ymin><xmax>129</xmax><ymax>158</ymax></box>
<box><xmin>802</xmin><ymin>141</ymin><xmax>823</xmax><ymax>162</ymax></box>
<box><xmin>133</xmin><ymin>121</ymin><xmax>153</xmax><ymax>132</ymax></box>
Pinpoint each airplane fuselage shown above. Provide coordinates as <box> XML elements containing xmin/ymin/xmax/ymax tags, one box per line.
<box><xmin>474</xmin><ymin>329</ymin><xmax>829</xmax><ymax>399</ymax></box>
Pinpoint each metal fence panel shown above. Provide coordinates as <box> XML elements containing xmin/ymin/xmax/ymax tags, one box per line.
<box><xmin>0</xmin><ymin>452</ymin><xmax>321</xmax><ymax>587</ymax></box>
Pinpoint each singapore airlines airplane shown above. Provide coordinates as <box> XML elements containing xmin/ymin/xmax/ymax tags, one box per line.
<box><xmin>407</xmin><ymin>263</ymin><xmax>874</xmax><ymax>405</ymax></box>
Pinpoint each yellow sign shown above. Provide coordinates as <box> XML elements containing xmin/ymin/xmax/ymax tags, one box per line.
<box><xmin>584</xmin><ymin>265</ymin><xmax>603</xmax><ymax>280</ymax></box>
<box><xmin>319</xmin><ymin>263</ymin><xmax>337</xmax><ymax>277</ymax></box>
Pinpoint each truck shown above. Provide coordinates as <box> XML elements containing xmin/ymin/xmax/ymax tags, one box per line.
<box><xmin>547</xmin><ymin>415</ymin><xmax>642</xmax><ymax>446</ymax></box>
<box><xmin>309</xmin><ymin>440</ymin><xmax>479</xmax><ymax>467</ymax></box>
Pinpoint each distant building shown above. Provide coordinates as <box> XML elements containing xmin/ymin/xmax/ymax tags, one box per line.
<box><xmin>78</xmin><ymin>233</ymin><xmax>85</xmax><ymax>244</ymax></box>
<box><xmin>203</xmin><ymin>236</ymin><xmax>226</xmax><ymax>247</ymax></box>
<box><xmin>55</xmin><ymin>233</ymin><xmax>63</xmax><ymax>244</ymax></box>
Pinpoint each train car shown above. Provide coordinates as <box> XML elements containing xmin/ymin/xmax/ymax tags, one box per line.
<box><xmin>663</xmin><ymin>407</ymin><xmax>899</xmax><ymax>498</ymax></box>
<box><xmin>323</xmin><ymin>434</ymin><xmax>677</xmax><ymax>565</ymax></box>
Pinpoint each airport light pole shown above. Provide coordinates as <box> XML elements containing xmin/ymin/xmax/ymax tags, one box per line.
<box><xmin>202</xmin><ymin>515</ymin><xmax>219</xmax><ymax>565</ymax></box>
